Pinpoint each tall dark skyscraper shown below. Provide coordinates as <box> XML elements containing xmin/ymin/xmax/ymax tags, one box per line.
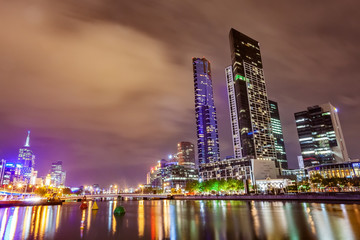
<box><xmin>295</xmin><ymin>103</ymin><xmax>349</xmax><ymax>167</ymax></box>
<box><xmin>226</xmin><ymin>28</ymin><xmax>276</xmax><ymax>161</ymax></box>
<box><xmin>268</xmin><ymin>100</ymin><xmax>288</xmax><ymax>169</ymax></box>
<box><xmin>192</xmin><ymin>57</ymin><xmax>220</xmax><ymax>164</ymax></box>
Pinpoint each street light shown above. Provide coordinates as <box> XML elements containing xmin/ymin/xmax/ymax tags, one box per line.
<box><xmin>139</xmin><ymin>185</ymin><xmax>144</xmax><ymax>194</ymax></box>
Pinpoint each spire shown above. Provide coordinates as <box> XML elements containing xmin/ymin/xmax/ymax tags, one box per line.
<box><xmin>25</xmin><ymin>130</ymin><xmax>30</xmax><ymax>147</ymax></box>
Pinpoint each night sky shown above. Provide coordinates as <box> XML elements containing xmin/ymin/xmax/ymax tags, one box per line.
<box><xmin>0</xmin><ymin>1</ymin><xmax>359</xmax><ymax>187</ymax></box>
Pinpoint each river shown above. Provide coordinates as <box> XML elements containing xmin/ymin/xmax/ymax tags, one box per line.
<box><xmin>1</xmin><ymin>200</ymin><xmax>360</xmax><ymax>239</ymax></box>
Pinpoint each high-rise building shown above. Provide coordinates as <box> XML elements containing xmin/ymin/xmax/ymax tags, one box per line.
<box><xmin>192</xmin><ymin>57</ymin><xmax>220</xmax><ymax>164</ymax></box>
<box><xmin>0</xmin><ymin>159</ymin><xmax>6</xmax><ymax>185</ymax></box>
<box><xmin>50</xmin><ymin>161</ymin><xmax>66</xmax><ymax>187</ymax></box>
<box><xmin>268</xmin><ymin>100</ymin><xmax>288</xmax><ymax>169</ymax></box>
<box><xmin>294</xmin><ymin>103</ymin><xmax>349</xmax><ymax>167</ymax></box>
<box><xmin>17</xmin><ymin>131</ymin><xmax>35</xmax><ymax>183</ymax></box>
<box><xmin>177</xmin><ymin>142</ymin><xmax>195</xmax><ymax>167</ymax></box>
<box><xmin>226</xmin><ymin>28</ymin><xmax>276</xmax><ymax>161</ymax></box>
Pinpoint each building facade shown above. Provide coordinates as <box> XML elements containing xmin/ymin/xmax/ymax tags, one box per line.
<box><xmin>50</xmin><ymin>161</ymin><xmax>66</xmax><ymax>187</ymax></box>
<box><xmin>295</xmin><ymin>103</ymin><xmax>349</xmax><ymax>167</ymax></box>
<box><xmin>0</xmin><ymin>159</ymin><xmax>6</xmax><ymax>185</ymax></box>
<box><xmin>147</xmin><ymin>158</ymin><xmax>198</xmax><ymax>191</ymax></box>
<box><xmin>307</xmin><ymin>161</ymin><xmax>360</xmax><ymax>179</ymax></box>
<box><xmin>192</xmin><ymin>57</ymin><xmax>220</xmax><ymax>164</ymax></box>
<box><xmin>177</xmin><ymin>142</ymin><xmax>196</xmax><ymax>167</ymax></box>
<box><xmin>17</xmin><ymin>131</ymin><xmax>35</xmax><ymax>183</ymax></box>
<box><xmin>268</xmin><ymin>100</ymin><xmax>288</xmax><ymax>169</ymax></box>
<box><xmin>227</xmin><ymin>28</ymin><xmax>276</xmax><ymax>161</ymax></box>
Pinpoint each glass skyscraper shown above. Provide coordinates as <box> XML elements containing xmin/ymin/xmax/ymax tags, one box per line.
<box><xmin>226</xmin><ymin>28</ymin><xmax>276</xmax><ymax>161</ymax></box>
<box><xmin>268</xmin><ymin>100</ymin><xmax>288</xmax><ymax>169</ymax></box>
<box><xmin>295</xmin><ymin>103</ymin><xmax>349</xmax><ymax>167</ymax></box>
<box><xmin>192</xmin><ymin>57</ymin><xmax>220</xmax><ymax>164</ymax></box>
<box><xmin>51</xmin><ymin>161</ymin><xmax>66</xmax><ymax>187</ymax></box>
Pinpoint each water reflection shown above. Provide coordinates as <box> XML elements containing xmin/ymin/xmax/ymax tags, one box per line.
<box><xmin>0</xmin><ymin>200</ymin><xmax>360</xmax><ymax>239</ymax></box>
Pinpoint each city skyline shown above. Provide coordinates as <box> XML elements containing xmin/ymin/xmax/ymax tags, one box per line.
<box><xmin>0</xmin><ymin>1</ymin><xmax>359</xmax><ymax>186</ymax></box>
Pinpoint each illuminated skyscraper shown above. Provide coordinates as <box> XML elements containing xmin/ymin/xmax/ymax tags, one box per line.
<box><xmin>17</xmin><ymin>131</ymin><xmax>35</xmax><ymax>183</ymax></box>
<box><xmin>268</xmin><ymin>100</ymin><xmax>288</xmax><ymax>169</ymax></box>
<box><xmin>227</xmin><ymin>28</ymin><xmax>276</xmax><ymax>161</ymax></box>
<box><xmin>177</xmin><ymin>142</ymin><xmax>195</xmax><ymax>167</ymax></box>
<box><xmin>51</xmin><ymin>161</ymin><xmax>66</xmax><ymax>187</ymax></box>
<box><xmin>295</xmin><ymin>103</ymin><xmax>349</xmax><ymax>167</ymax></box>
<box><xmin>192</xmin><ymin>57</ymin><xmax>220</xmax><ymax>164</ymax></box>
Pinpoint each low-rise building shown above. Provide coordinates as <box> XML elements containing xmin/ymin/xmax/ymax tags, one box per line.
<box><xmin>199</xmin><ymin>157</ymin><xmax>278</xmax><ymax>189</ymax></box>
<box><xmin>307</xmin><ymin>160</ymin><xmax>360</xmax><ymax>179</ymax></box>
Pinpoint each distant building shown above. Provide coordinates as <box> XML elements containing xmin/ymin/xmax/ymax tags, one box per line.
<box><xmin>192</xmin><ymin>57</ymin><xmax>220</xmax><ymax>164</ymax></box>
<box><xmin>295</xmin><ymin>103</ymin><xmax>349</xmax><ymax>167</ymax></box>
<box><xmin>177</xmin><ymin>142</ymin><xmax>195</xmax><ymax>167</ymax></box>
<box><xmin>0</xmin><ymin>159</ymin><xmax>6</xmax><ymax>185</ymax></box>
<box><xmin>50</xmin><ymin>161</ymin><xmax>66</xmax><ymax>187</ymax></box>
<box><xmin>30</xmin><ymin>170</ymin><xmax>38</xmax><ymax>185</ymax></box>
<box><xmin>17</xmin><ymin>131</ymin><xmax>35</xmax><ymax>183</ymax></box>
<box><xmin>268</xmin><ymin>100</ymin><xmax>288</xmax><ymax>169</ymax></box>
<box><xmin>45</xmin><ymin>174</ymin><xmax>51</xmax><ymax>186</ymax></box>
<box><xmin>226</xmin><ymin>28</ymin><xmax>276</xmax><ymax>162</ymax></box>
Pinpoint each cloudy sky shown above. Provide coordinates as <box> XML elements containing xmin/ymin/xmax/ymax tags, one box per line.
<box><xmin>0</xmin><ymin>0</ymin><xmax>359</xmax><ymax>187</ymax></box>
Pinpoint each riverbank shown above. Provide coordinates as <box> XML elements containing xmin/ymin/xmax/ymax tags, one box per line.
<box><xmin>0</xmin><ymin>200</ymin><xmax>62</xmax><ymax>208</ymax></box>
<box><xmin>173</xmin><ymin>192</ymin><xmax>360</xmax><ymax>203</ymax></box>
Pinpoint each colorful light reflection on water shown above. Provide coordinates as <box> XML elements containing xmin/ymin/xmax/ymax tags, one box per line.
<box><xmin>0</xmin><ymin>200</ymin><xmax>360</xmax><ymax>239</ymax></box>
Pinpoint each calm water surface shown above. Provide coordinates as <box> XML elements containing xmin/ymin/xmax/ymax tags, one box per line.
<box><xmin>1</xmin><ymin>200</ymin><xmax>360</xmax><ymax>239</ymax></box>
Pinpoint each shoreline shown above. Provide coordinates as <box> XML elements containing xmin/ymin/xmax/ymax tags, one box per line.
<box><xmin>0</xmin><ymin>200</ymin><xmax>62</xmax><ymax>208</ymax></box>
<box><xmin>172</xmin><ymin>193</ymin><xmax>360</xmax><ymax>203</ymax></box>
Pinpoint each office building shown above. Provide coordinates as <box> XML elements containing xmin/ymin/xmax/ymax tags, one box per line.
<box><xmin>50</xmin><ymin>161</ymin><xmax>66</xmax><ymax>187</ymax></box>
<box><xmin>0</xmin><ymin>159</ymin><xmax>6</xmax><ymax>185</ymax></box>
<box><xmin>226</xmin><ymin>28</ymin><xmax>276</xmax><ymax>161</ymax></box>
<box><xmin>294</xmin><ymin>103</ymin><xmax>349</xmax><ymax>167</ymax></box>
<box><xmin>192</xmin><ymin>57</ymin><xmax>220</xmax><ymax>164</ymax></box>
<box><xmin>17</xmin><ymin>131</ymin><xmax>35</xmax><ymax>183</ymax></box>
<box><xmin>268</xmin><ymin>100</ymin><xmax>288</xmax><ymax>169</ymax></box>
<box><xmin>177</xmin><ymin>142</ymin><xmax>195</xmax><ymax>167</ymax></box>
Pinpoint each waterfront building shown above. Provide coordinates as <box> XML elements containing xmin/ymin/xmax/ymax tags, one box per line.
<box><xmin>17</xmin><ymin>131</ymin><xmax>35</xmax><ymax>183</ymax></box>
<box><xmin>50</xmin><ymin>161</ymin><xmax>66</xmax><ymax>187</ymax></box>
<box><xmin>294</xmin><ymin>103</ymin><xmax>349</xmax><ymax>167</ymax></box>
<box><xmin>307</xmin><ymin>161</ymin><xmax>360</xmax><ymax>179</ymax></box>
<box><xmin>0</xmin><ymin>159</ymin><xmax>5</xmax><ymax>185</ymax></box>
<box><xmin>281</xmin><ymin>168</ymin><xmax>308</xmax><ymax>182</ymax></box>
<box><xmin>199</xmin><ymin>158</ymin><xmax>277</xmax><ymax>185</ymax></box>
<box><xmin>147</xmin><ymin>157</ymin><xmax>198</xmax><ymax>191</ymax></box>
<box><xmin>226</xmin><ymin>28</ymin><xmax>276</xmax><ymax>162</ymax></box>
<box><xmin>177</xmin><ymin>142</ymin><xmax>196</xmax><ymax>168</ymax></box>
<box><xmin>192</xmin><ymin>57</ymin><xmax>220</xmax><ymax>164</ymax></box>
<box><xmin>268</xmin><ymin>100</ymin><xmax>288</xmax><ymax>169</ymax></box>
